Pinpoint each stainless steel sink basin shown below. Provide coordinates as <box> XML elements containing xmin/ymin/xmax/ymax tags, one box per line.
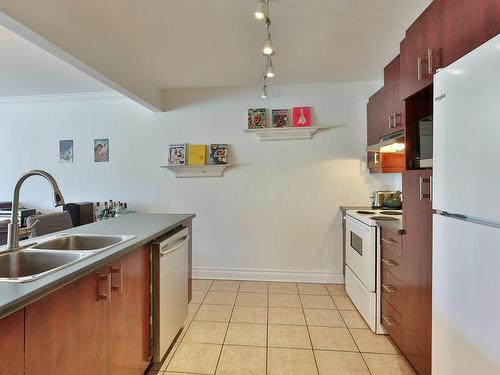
<box><xmin>0</xmin><ymin>233</ymin><xmax>135</xmax><ymax>282</ymax></box>
<box><xmin>0</xmin><ymin>250</ymin><xmax>86</xmax><ymax>282</ymax></box>
<box><xmin>31</xmin><ymin>234</ymin><xmax>133</xmax><ymax>251</ymax></box>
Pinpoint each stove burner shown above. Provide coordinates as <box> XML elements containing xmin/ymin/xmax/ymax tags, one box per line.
<box><xmin>357</xmin><ymin>210</ymin><xmax>376</xmax><ymax>215</ymax></box>
<box><xmin>379</xmin><ymin>211</ymin><xmax>402</xmax><ymax>216</ymax></box>
<box><xmin>370</xmin><ymin>216</ymin><xmax>399</xmax><ymax>221</ymax></box>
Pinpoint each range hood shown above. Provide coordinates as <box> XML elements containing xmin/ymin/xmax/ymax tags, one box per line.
<box><xmin>366</xmin><ymin>130</ymin><xmax>405</xmax><ymax>154</ymax></box>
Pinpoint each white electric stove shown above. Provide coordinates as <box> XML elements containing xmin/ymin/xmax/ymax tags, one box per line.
<box><xmin>344</xmin><ymin>208</ymin><xmax>402</xmax><ymax>333</ymax></box>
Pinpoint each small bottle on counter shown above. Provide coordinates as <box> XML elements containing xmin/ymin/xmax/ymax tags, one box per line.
<box><xmin>95</xmin><ymin>202</ymin><xmax>100</xmax><ymax>221</ymax></box>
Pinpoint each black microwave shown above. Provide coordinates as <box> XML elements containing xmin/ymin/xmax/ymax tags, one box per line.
<box><xmin>416</xmin><ymin>115</ymin><xmax>433</xmax><ymax>168</ymax></box>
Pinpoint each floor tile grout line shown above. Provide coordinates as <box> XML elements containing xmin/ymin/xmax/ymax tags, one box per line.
<box><xmin>178</xmin><ymin>280</ymin><xmax>394</xmax><ymax>375</ymax></box>
<box><xmin>265</xmin><ymin>281</ymin><xmax>269</xmax><ymax>375</ymax></box>
<box><xmin>298</xmin><ymin>290</ymin><xmax>321</xmax><ymax>375</ymax></box>
<box><xmin>164</xmin><ymin>281</ymin><xmax>212</xmax><ymax>373</ymax></box>
<box><xmin>331</xmin><ymin>283</ymin><xmax>374</xmax><ymax>375</ymax></box>
<box><xmin>213</xmin><ymin>280</ymin><xmax>240</xmax><ymax>375</ymax></box>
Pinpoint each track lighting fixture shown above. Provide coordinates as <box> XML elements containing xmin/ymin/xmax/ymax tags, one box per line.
<box><xmin>254</xmin><ymin>0</ymin><xmax>266</xmax><ymax>20</ymax></box>
<box><xmin>254</xmin><ymin>0</ymin><xmax>275</xmax><ymax>97</ymax></box>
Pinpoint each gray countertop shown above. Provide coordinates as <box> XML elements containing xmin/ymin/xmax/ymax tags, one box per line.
<box><xmin>0</xmin><ymin>213</ymin><xmax>195</xmax><ymax>319</ymax></box>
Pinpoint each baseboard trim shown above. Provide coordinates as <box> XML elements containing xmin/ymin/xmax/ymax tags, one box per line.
<box><xmin>192</xmin><ymin>267</ymin><xmax>344</xmax><ymax>284</ymax></box>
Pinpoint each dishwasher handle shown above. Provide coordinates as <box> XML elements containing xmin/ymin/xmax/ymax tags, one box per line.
<box><xmin>160</xmin><ymin>235</ymin><xmax>189</xmax><ymax>257</ymax></box>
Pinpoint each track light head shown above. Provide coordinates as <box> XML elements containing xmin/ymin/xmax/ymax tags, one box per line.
<box><xmin>266</xmin><ymin>59</ymin><xmax>274</xmax><ymax>78</ymax></box>
<box><xmin>254</xmin><ymin>0</ymin><xmax>266</xmax><ymax>19</ymax></box>
<box><xmin>261</xmin><ymin>85</ymin><xmax>268</xmax><ymax>98</ymax></box>
<box><xmin>262</xmin><ymin>37</ymin><xmax>274</xmax><ymax>55</ymax></box>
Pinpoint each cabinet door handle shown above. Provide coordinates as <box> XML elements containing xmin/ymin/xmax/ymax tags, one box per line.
<box><xmin>419</xmin><ymin>176</ymin><xmax>424</xmax><ymax>200</ymax></box>
<box><xmin>429</xmin><ymin>175</ymin><xmax>433</xmax><ymax>202</ymax></box>
<box><xmin>427</xmin><ymin>48</ymin><xmax>434</xmax><ymax>76</ymax></box>
<box><xmin>417</xmin><ymin>57</ymin><xmax>423</xmax><ymax>81</ymax></box>
<box><xmin>382</xmin><ymin>284</ymin><xmax>395</xmax><ymax>293</ymax></box>
<box><xmin>383</xmin><ymin>315</ymin><xmax>397</xmax><ymax>326</ymax></box>
<box><xmin>381</xmin><ymin>238</ymin><xmax>396</xmax><ymax>244</ymax></box>
<box><xmin>388</xmin><ymin>114</ymin><xmax>393</xmax><ymax>129</ymax></box>
<box><xmin>394</xmin><ymin>113</ymin><xmax>401</xmax><ymax>127</ymax></box>
<box><xmin>98</xmin><ymin>273</ymin><xmax>112</xmax><ymax>302</ymax></box>
<box><xmin>382</xmin><ymin>258</ymin><xmax>396</xmax><ymax>267</ymax></box>
<box><xmin>109</xmin><ymin>266</ymin><xmax>123</xmax><ymax>293</ymax></box>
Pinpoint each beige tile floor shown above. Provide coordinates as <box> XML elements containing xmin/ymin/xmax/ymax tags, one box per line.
<box><xmin>149</xmin><ymin>279</ymin><xmax>416</xmax><ymax>375</ymax></box>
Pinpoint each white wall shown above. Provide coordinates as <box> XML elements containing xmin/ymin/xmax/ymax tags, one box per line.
<box><xmin>0</xmin><ymin>82</ymin><xmax>398</xmax><ymax>282</ymax></box>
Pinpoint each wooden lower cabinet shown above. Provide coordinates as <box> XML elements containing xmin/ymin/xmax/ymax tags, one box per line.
<box><xmin>25</xmin><ymin>266</ymin><xmax>110</xmax><ymax>375</ymax></box>
<box><xmin>109</xmin><ymin>244</ymin><xmax>151</xmax><ymax>374</ymax></box>
<box><xmin>0</xmin><ymin>309</ymin><xmax>25</xmax><ymax>375</ymax></box>
<box><xmin>402</xmin><ymin>170</ymin><xmax>433</xmax><ymax>375</ymax></box>
<box><xmin>25</xmin><ymin>245</ymin><xmax>150</xmax><ymax>375</ymax></box>
<box><xmin>382</xmin><ymin>171</ymin><xmax>433</xmax><ymax>375</ymax></box>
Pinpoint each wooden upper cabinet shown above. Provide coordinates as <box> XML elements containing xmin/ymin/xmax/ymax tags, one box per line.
<box><xmin>0</xmin><ymin>309</ymin><xmax>25</xmax><ymax>375</ymax></box>
<box><xmin>441</xmin><ymin>0</ymin><xmax>500</xmax><ymax>67</ymax></box>
<box><xmin>367</xmin><ymin>88</ymin><xmax>384</xmax><ymax>146</ymax></box>
<box><xmin>383</xmin><ymin>55</ymin><xmax>404</xmax><ymax>133</ymax></box>
<box><xmin>400</xmin><ymin>4</ymin><xmax>434</xmax><ymax>100</ymax></box>
<box><xmin>109</xmin><ymin>244</ymin><xmax>151</xmax><ymax>375</ymax></box>
<box><xmin>401</xmin><ymin>0</ymin><xmax>500</xmax><ymax>101</ymax></box>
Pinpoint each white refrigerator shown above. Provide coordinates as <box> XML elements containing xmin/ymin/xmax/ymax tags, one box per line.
<box><xmin>433</xmin><ymin>34</ymin><xmax>500</xmax><ymax>374</ymax></box>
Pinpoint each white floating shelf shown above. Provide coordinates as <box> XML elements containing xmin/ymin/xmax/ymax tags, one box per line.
<box><xmin>244</xmin><ymin>126</ymin><xmax>335</xmax><ymax>141</ymax></box>
<box><xmin>161</xmin><ymin>164</ymin><xmax>232</xmax><ymax>178</ymax></box>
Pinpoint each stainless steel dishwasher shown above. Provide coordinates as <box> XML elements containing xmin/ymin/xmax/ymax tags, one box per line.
<box><xmin>152</xmin><ymin>227</ymin><xmax>189</xmax><ymax>362</ymax></box>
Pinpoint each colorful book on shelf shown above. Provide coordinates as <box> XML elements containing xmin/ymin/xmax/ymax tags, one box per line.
<box><xmin>208</xmin><ymin>144</ymin><xmax>229</xmax><ymax>165</ymax></box>
<box><xmin>272</xmin><ymin>109</ymin><xmax>289</xmax><ymax>128</ymax></box>
<box><xmin>292</xmin><ymin>106</ymin><xmax>311</xmax><ymax>127</ymax></box>
<box><xmin>168</xmin><ymin>143</ymin><xmax>187</xmax><ymax>165</ymax></box>
<box><xmin>248</xmin><ymin>108</ymin><xmax>266</xmax><ymax>128</ymax></box>
<box><xmin>188</xmin><ymin>144</ymin><xmax>206</xmax><ymax>165</ymax></box>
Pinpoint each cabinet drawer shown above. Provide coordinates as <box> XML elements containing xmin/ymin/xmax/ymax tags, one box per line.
<box><xmin>381</xmin><ymin>296</ymin><xmax>404</xmax><ymax>352</ymax></box>
<box><xmin>380</xmin><ymin>229</ymin><xmax>403</xmax><ymax>258</ymax></box>
<box><xmin>381</xmin><ymin>246</ymin><xmax>403</xmax><ymax>281</ymax></box>
<box><xmin>381</xmin><ymin>267</ymin><xmax>404</xmax><ymax>315</ymax></box>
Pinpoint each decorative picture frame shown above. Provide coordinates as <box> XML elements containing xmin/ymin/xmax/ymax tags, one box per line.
<box><xmin>59</xmin><ymin>140</ymin><xmax>74</xmax><ymax>163</ymax></box>
<box><xmin>94</xmin><ymin>139</ymin><xmax>109</xmax><ymax>162</ymax></box>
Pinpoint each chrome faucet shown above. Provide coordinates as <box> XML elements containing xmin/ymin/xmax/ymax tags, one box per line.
<box><xmin>6</xmin><ymin>170</ymin><xmax>65</xmax><ymax>251</ymax></box>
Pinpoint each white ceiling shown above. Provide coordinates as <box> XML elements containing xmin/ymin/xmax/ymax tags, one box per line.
<box><xmin>0</xmin><ymin>25</ymin><xmax>111</xmax><ymax>97</ymax></box>
<box><xmin>0</xmin><ymin>0</ymin><xmax>432</xmax><ymax>108</ymax></box>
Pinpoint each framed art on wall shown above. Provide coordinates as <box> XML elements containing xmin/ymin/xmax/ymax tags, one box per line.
<box><xmin>59</xmin><ymin>140</ymin><xmax>73</xmax><ymax>163</ymax></box>
<box><xmin>94</xmin><ymin>139</ymin><xmax>109</xmax><ymax>162</ymax></box>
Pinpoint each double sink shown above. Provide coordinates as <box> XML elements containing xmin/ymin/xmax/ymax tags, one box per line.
<box><xmin>0</xmin><ymin>234</ymin><xmax>134</xmax><ymax>283</ymax></box>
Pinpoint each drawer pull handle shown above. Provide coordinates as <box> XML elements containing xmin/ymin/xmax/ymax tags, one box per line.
<box><xmin>383</xmin><ymin>315</ymin><xmax>397</xmax><ymax>326</ymax></box>
<box><xmin>381</xmin><ymin>238</ymin><xmax>396</xmax><ymax>244</ymax></box>
<box><xmin>382</xmin><ymin>284</ymin><xmax>395</xmax><ymax>293</ymax></box>
<box><xmin>382</xmin><ymin>258</ymin><xmax>396</xmax><ymax>267</ymax></box>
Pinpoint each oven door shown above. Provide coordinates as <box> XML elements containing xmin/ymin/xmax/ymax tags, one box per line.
<box><xmin>345</xmin><ymin>215</ymin><xmax>376</xmax><ymax>292</ymax></box>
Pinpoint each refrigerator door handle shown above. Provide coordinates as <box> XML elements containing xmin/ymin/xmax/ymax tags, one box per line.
<box><xmin>434</xmin><ymin>210</ymin><xmax>500</xmax><ymax>229</ymax></box>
